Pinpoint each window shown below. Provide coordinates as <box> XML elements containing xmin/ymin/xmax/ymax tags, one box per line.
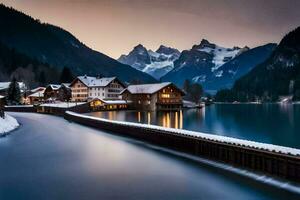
<box><xmin>161</xmin><ymin>94</ymin><xmax>170</xmax><ymax>98</ymax></box>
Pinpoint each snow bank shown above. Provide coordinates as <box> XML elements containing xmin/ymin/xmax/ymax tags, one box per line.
<box><xmin>40</xmin><ymin>102</ymin><xmax>84</xmax><ymax>108</ymax></box>
<box><xmin>0</xmin><ymin>114</ymin><xmax>19</xmax><ymax>136</ymax></box>
<box><xmin>66</xmin><ymin>111</ymin><xmax>300</xmax><ymax>156</ymax></box>
<box><xmin>5</xmin><ymin>105</ymin><xmax>34</xmax><ymax>108</ymax></box>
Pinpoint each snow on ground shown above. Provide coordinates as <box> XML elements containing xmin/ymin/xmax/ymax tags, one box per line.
<box><xmin>67</xmin><ymin>111</ymin><xmax>300</xmax><ymax>156</ymax></box>
<box><xmin>5</xmin><ymin>105</ymin><xmax>34</xmax><ymax>108</ymax></box>
<box><xmin>0</xmin><ymin>114</ymin><xmax>19</xmax><ymax>136</ymax></box>
<box><xmin>40</xmin><ymin>102</ymin><xmax>85</xmax><ymax>108</ymax></box>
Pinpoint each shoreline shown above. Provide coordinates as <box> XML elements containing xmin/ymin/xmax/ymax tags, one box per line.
<box><xmin>0</xmin><ymin>113</ymin><xmax>19</xmax><ymax>137</ymax></box>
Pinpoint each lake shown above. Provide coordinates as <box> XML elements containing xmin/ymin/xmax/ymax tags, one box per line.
<box><xmin>87</xmin><ymin>104</ymin><xmax>300</xmax><ymax>149</ymax></box>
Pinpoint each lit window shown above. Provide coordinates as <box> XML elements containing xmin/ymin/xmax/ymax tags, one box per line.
<box><xmin>161</xmin><ymin>94</ymin><xmax>170</xmax><ymax>98</ymax></box>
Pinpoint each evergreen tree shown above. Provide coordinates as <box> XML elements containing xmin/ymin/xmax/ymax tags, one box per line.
<box><xmin>183</xmin><ymin>79</ymin><xmax>191</xmax><ymax>93</ymax></box>
<box><xmin>6</xmin><ymin>77</ymin><xmax>21</xmax><ymax>105</ymax></box>
<box><xmin>38</xmin><ymin>71</ymin><xmax>46</xmax><ymax>84</ymax></box>
<box><xmin>59</xmin><ymin>67</ymin><xmax>74</xmax><ymax>83</ymax></box>
<box><xmin>189</xmin><ymin>83</ymin><xmax>203</xmax><ymax>104</ymax></box>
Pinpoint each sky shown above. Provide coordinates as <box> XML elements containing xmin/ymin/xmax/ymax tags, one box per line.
<box><xmin>1</xmin><ymin>0</ymin><xmax>300</xmax><ymax>59</ymax></box>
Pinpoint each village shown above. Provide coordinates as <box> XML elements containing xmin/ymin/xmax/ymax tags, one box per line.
<box><xmin>0</xmin><ymin>75</ymin><xmax>189</xmax><ymax>116</ymax></box>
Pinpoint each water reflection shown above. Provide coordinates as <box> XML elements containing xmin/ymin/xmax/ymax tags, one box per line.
<box><xmin>90</xmin><ymin>110</ymin><xmax>185</xmax><ymax>129</ymax></box>
<box><xmin>87</xmin><ymin>104</ymin><xmax>300</xmax><ymax>149</ymax></box>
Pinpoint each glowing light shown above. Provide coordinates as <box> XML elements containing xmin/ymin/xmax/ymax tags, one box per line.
<box><xmin>137</xmin><ymin>112</ymin><xmax>141</xmax><ymax>123</ymax></box>
<box><xmin>147</xmin><ymin>112</ymin><xmax>151</xmax><ymax>124</ymax></box>
<box><xmin>161</xmin><ymin>94</ymin><xmax>170</xmax><ymax>98</ymax></box>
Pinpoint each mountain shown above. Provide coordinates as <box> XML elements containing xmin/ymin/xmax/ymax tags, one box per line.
<box><xmin>203</xmin><ymin>43</ymin><xmax>277</xmax><ymax>91</ymax></box>
<box><xmin>118</xmin><ymin>44</ymin><xmax>180</xmax><ymax>79</ymax></box>
<box><xmin>227</xmin><ymin>26</ymin><xmax>300</xmax><ymax>102</ymax></box>
<box><xmin>161</xmin><ymin>39</ymin><xmax>250</xmax><ymax>91</ymax></box>
<box><xmin>0</xmin><ymin>41</ymin><xmax>60</xmax><ymax>87</ymax></box>
<box><xmin>0</xmin><ymin>4</ymin><xmax>155</xmax><ymax>83</ymax></box>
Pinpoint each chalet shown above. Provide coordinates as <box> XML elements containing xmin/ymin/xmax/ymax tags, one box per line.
<box><xmin>44</xmin><ymin>84</ymin><xmax>61</xmax><ymax>101</ymax></box>
<box><xmin>121</xmin><ymin>82</ymin><xmax>185</xmax><ymax>111</ymax></box>
<box><xmin>26</xmin><ymin>87</ymin><xmax>45</xmax><ymax>105</ymax></box>
<box><xmin>70</xmin><ymin>76</ymin><xmax>125</xmax><ymax>102</ymax></box>
<box><xmin>58</xmin><ymin>83</ymin><xmax>72</xmax><ymax>102</ymax></box>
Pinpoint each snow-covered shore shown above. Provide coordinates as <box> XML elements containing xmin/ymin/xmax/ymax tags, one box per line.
<box><xmin>0</xmin><ymin>114</ymin><xmax>19</xmax><ymax>136</ymax></box>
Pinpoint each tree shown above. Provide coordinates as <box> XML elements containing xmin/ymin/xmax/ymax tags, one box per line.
<box><xmin>6</xmin><ymin>77</ymin><xmax>21</xmax><ymax>105</ymax></box>
<box><xmin>183</xmin><ymin>79</ymin><xmax>191</xmax><ymax>93</ymax></box>
<box><xmin>59</xmin><ymin>67</ymin><xmax>74</xmax><ymax>83</ymax></box>
<box><xmin>38</xmin><ymin>71</ymin><xmax>46</xmax><ymax>84</ymax></box>
<box><xmin>189</xmin><ymin>83</ymin><xmax>203</xmax><ymax>103</ymax></box>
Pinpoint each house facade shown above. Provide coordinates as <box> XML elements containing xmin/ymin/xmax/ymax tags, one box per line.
<box><xmin>70</xmin><ymin>76</ymin><xmax>125</xmax><ymax>102</ymax></box>
<box><xmin>58</xmin><ymin>83</ymin><xmax>72</xmax><ymax>102</ymax></box>
<box><xmin>121</xmin><ymin>82</ymin><xmax>184</xmax><ymax>111</ymax></box>
<box><xmin>44</xmin><ymin>84</ymin><xmax>61</xmax><ymax>101</ymax></box>
<box><xmin>26</xmin><ymin>87</ymin><xmax>45</xmax><ymax>105</ymax></box>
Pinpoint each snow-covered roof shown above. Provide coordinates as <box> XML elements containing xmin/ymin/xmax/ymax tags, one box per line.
<box><xmin>47</xmin><ymin>84</ymin><xmax>61</xmax><ymax>90</ymax></box>
<box><xmin>76</xmin><ymin>76</ymin><xmax>118</xmax><ymax>87</ymax></box>
<box><xmin>103</xmin><ymin>100</ymin><xmax>131</xmax><ymax>105</ymax></box>
<box><xmin>30</xmin><ymin>87</ymin><xmax>45</xmax><ymax>93</ymax></box>
<box><xmin>122</xmin><ymin>82</ymin><xmax>174</xmax><ymax>94</ymax></box>
<box><xmin>89</xmin><ymin>98</ymin><xmax>131</xmax><ymax>105</ymax></box>
<box><xmin>28</xmin><ymin>90</ymin><xmax>45</xmax><ymax>98</ymax></box>
<box><xmin>61</xmin><ymin>83</ymin><xmax>71</xmax><ymax>88</ymax></box>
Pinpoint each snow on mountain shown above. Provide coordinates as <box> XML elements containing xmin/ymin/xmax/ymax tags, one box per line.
<box><xmin>193</xmin><ymin>39</ymin><xmax>247</xmax><ymax>73</ymax></box>
<box><xmin>162</xmin><ymin>40</ymin><xmax>276</xmax><ymax>93</ymax></box>
<box><xmin>118</xmin><ymin>45</ymin><xmax>180</xmax><ymax>79</ymax></box>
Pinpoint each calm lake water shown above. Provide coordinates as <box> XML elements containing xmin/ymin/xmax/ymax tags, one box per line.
<box><xmin>88</xmin><ymin>104</ymin><xmax>300</xmax><ymax>149</ymax></box>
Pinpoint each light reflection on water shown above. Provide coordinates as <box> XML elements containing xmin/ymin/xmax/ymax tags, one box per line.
<box><xmin>87</xmin><ymin>104</ymin><xmax>300</xmax><ymax>149</ymax></box>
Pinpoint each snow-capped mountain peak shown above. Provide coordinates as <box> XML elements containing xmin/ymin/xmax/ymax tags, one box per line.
<box><xmin>118</xmin><ymin>44</ymin><xmax>181</xmax><ymax>79</ymax></box>
<box><xmin>192</xmin><ymin>39</ymin><xmax>246</xmax><ymax>72</ymax></box>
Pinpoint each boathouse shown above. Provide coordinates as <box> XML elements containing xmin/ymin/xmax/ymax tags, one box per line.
<box><xmin>121</xmin><ymin>82</ymin><xmax>184</xmax><ymax>111</ymax></box>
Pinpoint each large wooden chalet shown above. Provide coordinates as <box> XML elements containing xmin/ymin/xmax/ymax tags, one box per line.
<box><xmin>121</xmin><ymin>82</ymin><xmax>184</xmax><ymax>111</ymax></box>
<box><xmin>70</xmin><ymin>76</ymin><xmax>125</xmax><ymax>102</ymax></box>
<box><xmin>44</xmin><ymin>84</ymin><xmax>61</xmax><ymax>101</ymax></box>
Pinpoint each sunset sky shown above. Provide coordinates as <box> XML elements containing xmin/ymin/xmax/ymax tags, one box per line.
<box><xmin>1</xmin><ymin>0</ymin><xmax>300</xmax><ymax>59</ymax></box>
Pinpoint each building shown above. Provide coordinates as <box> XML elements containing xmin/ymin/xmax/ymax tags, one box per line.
<box><xmin>26</xmin><ymin>87</ymin><xmax>45</xmax><ymax>105</ymax></box>
<box><xmin>58</xmin><ymin>83</ymin><xmax>72</xmax><ymax>102</ymax></box>
<box><xmin>121</xmin><ymin>82</ymin><xmax>184</xmax><ymax>111</ymax></box>
<box><xmin>70</xmin><ymin>76</ymin><xmax>125</xmax><ymax>102</ymax></box>
<box><xmin>44</xmin><ymin>84</ymin><xmax>61</xmax><ymax>101</ymax></box>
